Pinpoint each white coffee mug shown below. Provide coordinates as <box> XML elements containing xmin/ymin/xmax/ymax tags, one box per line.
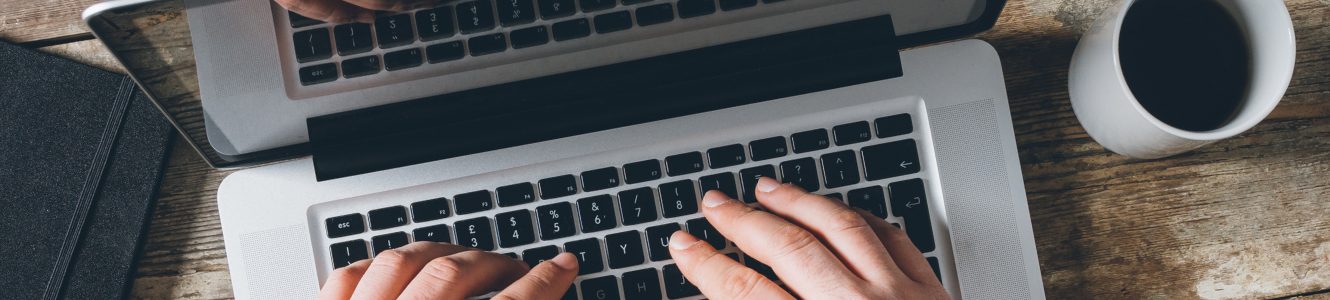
<box><xmin>1068</xmin><ymin>0</ymin><xmax>1296</xmax><ymax>159</ymax></box>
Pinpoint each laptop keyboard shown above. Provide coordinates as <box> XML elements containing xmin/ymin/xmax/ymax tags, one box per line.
<box><xmin>285</xmin><ymin>0</ymin><xmax>818</xmax><ymax>87</ymax></box>
<box><xmin>312</xmin><ymin>98</ymin><xmax>949</xmax><ymax>299</ymax></box>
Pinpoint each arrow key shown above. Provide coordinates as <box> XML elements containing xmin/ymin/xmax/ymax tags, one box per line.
<box><xmin>860</xmin><ymin>139</ymin><xmax>921</xmax><ymax>181</ymax></box>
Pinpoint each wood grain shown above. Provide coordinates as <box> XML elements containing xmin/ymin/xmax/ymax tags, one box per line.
<box><xmin>0</xmin><ymin>0</ymin><xmax>105</xmax><ymax>43</ymax></box>
<box><xmin>3</xmin><ymin>0</ymin><xmax>1328</xmax><ymax>299</ymax></box>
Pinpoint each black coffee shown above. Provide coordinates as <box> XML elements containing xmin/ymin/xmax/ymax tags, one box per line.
<box><xmin>1118</xmin><ymin>0</ymin><xmax>1249</xmax><ymax>132</ymax></box>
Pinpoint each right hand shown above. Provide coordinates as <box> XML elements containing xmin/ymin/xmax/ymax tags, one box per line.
<box><xmin>667</xmin><ymin>177</ymin><xmax>951</xmax><ymax>300</ymax></box>
<box><xmin>276</xmin><ymin>0</ymin><xmax>438</xmax><ymax>23</ymax></box>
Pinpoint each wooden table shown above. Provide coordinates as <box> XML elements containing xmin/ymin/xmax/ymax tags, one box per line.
<box><xmin>4</xmin><ymin>0</ymin><xmax>1329</xmax><ymax>299</ymax></box>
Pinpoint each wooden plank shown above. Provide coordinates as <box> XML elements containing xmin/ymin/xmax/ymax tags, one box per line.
<box><xmin>0</xmin><ymin>0</ymin><xmax>104</xmax><ymax>43</ymax></box>
<box><xmin>36</xmin><ymin>39</ymin><xmax>124</xmax><ymax>74</ymax></box>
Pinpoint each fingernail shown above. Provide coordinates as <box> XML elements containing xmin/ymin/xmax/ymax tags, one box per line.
<box><xmin>550</xmin><ymin>252</ymin><xmax>578</xmax><ymax>270</ymax></box>
<box><xmin>756</xmin><ymin>177</ymin><xmax>780</xmax><ymax>193</ymax></box>
<box><xmin>702</xmin><ymin>191</ymin><xmax>733</xmax><ymax>208</ymax></box>
<box><xmin>670</xmin><ymin>231</ymin><xmax>701</xmax><ymax>250</ymax></box>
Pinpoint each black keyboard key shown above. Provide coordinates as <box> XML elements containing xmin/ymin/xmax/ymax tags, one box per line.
<box><xmin>411</xmin><ymin>198</ymin><xmax>451</xmax><ymax>222</ymax></box>
<box><xmin>664</xmin><ymin>152</ymin><xmax>704</xmax><ymax>176</ymax></box>
<box><xmin>496</xmin><ymin>210</ymin><xmax>537</xmax><ymax>248</ymax></box>
<box><xmin>847</xmin><ymin>186</ymin><xmax>887</xmax><ymax>218</ymax></box>
<box><xmin>748</xmin><ymin>136</ymin><xmax>789</xmax><ymax>161</ymax></box>
<box><xmin>581</xmin><ymin>276</ymin><xmax>620</xmax><ymax>300</ymax></box>
<box><xmin>743</xmin><ymin>253</ymin><xmax>777</xmax><ymax>279</ymax></box>
<box><xmin>413</xmin><ymin>224</ymin><xmax>452</xmax><ymax>243</ymax></box>
<box><xmin>562</xmin><ymin>285</ymin><xmax>579</xmax><ymax>300</ymax></box>
<box><xmin>833</xmin><ymin>121</ymin><xmax>872</xmax><ymax>146</ymax></box>
<box><xmin>645</xmin><ymin>223</ymin><xmax>679</xmax><ymax>261</ymax></box>
<box><xmin>552</xmin><ymin>18</ymin><xmax>592</xmax><ymax>41</ymax></box>
<box><xmin>510</xmin><ymin>25</ymin><xmax>550</xmax><ymax>48</ymax></box>
<box><xmin>368</xmin><ymin>206</ymin><xmax>409</xmax><ymax>230</ymax></box>
<box><xmin>497</xmin><ymin>0</ymin><xmax>537</xmax><ymax>26</ymax></box>
<box><xmin>457</xmin><ymin>0</ymin><xmax>497</xmax><ymax>33</ymax></box>
<box><xmin>791</xmin><ymin>129</ymin><xmax>830</xmax><ymax>153</ymax></box>
<box><xmin>622</xmin><ymin>268</ymin><xmax>662</xmax><ymax>299</ymax></box>
<box><xmin>662</xmin><ymin>264</ymin><xmax>701</xmax><ymax>299</ymax></box>
<box><xmin>706</xmin><ymin>144</ymin><xmax>746</xmax><ymax>169</ymax></box>
<box><xmin>537</xmin><ymin>202</ymin><xmax>577</xmax><ymax>240</ymax></box>
<box><xmin>455</xmin><ymin>217</ymin><xmax>496</xmax><ymax>250</ymax></box>
<box><xmin>635</xmin><ymin>3</ymin><xmax>674</xmax><ymax>27</ymax></box>
<box><xmin>372</xmin><ymin>232</ymin><xmax>409</xmax><ymax>255</ymax></box>
<box><xmin>455</xmin><ymin>190</ymin><xmax>494</xmax><ymax>214</ymax></box>
<box><xmin>331</xmin><ymin>240</ymin><xmax>369</xmax><ymax>268</ymax></box>
<box><xmin>538</xmin><ymin>0</ymin><xmax>577</xmax><ymax>19</ymax></box>
<box><xmin>593</xmin><ymin>11</ymin><xmax>633</xmax><ymax>34</ymax></box>
<box><xmin>861</xmin><ymin>139</ymin><xmax>921</xmax><ymax>181</ymax></box>
<box><xmin>580</xmin><ymin>167</ymin><xmax>621</xmax><ymax>192</ymax></box>
<box><xmin>326</xmin><ymin>213</ymin><xmax>366</xmax><ymax>238</ymax></box>
<box><xmin>685</xmin><ymin>218</ymin><xmax>725</xmax><ymax>250</ymax></box>
<box><xmin>874</xmin><ymin>114</ymin><xmax>913</xmax><ymax>138</ymax></box>
<box><xmin>384</xmin><ymin>48</ymin><xmax>423</xmax><ymax>71</ymax></box>
<box><xmin>927</xmin><ymin>256</ymin><xmax>942</xmax><ymax>284</ymax></box>
<box><xmin>676</xmin><ymin>0</ymin><xmax>715</xmax><ymax>18</ymax></box>
<box><xmin>539</xmin><ymin>175</ymin><xmax>578</xmax><ymax>199</ymax></box>
<box><xmin>605</xmin><ymin>230</ymin><xmax>645</xmax><ymax>269</ymax></box>
<box><xmin>824</xmin><ymin>193</ymin><xmax>843</xmax><ymax>201</ymax></box>
<box><xmin>621</xmin><ymin>0</ymin><xmax>651</xmax><ymax>5</ymax></box>
<box><xmin>579</xmin><ymin>0</ymin><xmax>616</xmax><ymax>12</ymax></box>
<box><xmin>416</xmin><ymin>7</ymin><xmax>456</xmax><ymax>41</ymax></box>
<box><xmin>523</xmin><ymin>245</ymin><xmax>561</xmax><ymax>267</ymax></box>
<box><xmin>293</xmin><ymin>28</ymin><xmax>332</xmax><ymax>63</ymax></box>
<box><xmin>468</xmin><ymin>33</ymin><xmax>508</xmax><ymax>56</ymax></box>
<box><xmin>658</xmin><ymin>180</ymin><xmax>698</xmax><ymax>218</ymax></box>
<box><xmin>288</xmin><ymin>10</ymin><xmax>324</xmax><ymax>28</ymax></box>
<box><xmin>577</xmin><ymin>195</ymin><xmax>617</xmax><ymax>233</ymax></box>
<box><xmin>504</xmin><ymin>252</ymin><xmax>521</xmax><ymax>259</ymax></box>
<box><xmin>341</xmin><ymin>55</ymin><xmax>381</xmax><ymax>78</ymax></box>
<box><xmin>298</xmin><ymin>63</ymin><xmax>338</xmax><ymax>85</ymax></box>
<box><xmin>617</xmin><ymin>187</ymin><xmax>659</xmax><ymax>225</ymax></box>
<box><xmin>779</xmin><ymin>157</ymin><xmax>819</xmax><ymax>192</ymax></box>
<box><xmin>623</xmin><ymin>159</ymin><xmax>662</xmax><ymax>184</ymax></box>
<box><xmin>374</xmin><ymin>14</ymin><xmax>414</xmax><ymax>48</ymax></box>
<box><xmin>426</xmin><ymin>40</ymin><xmax>466</xmax><ymax>63</ymax></box>
<box><xmin>497</xmin><ymin>183</ymin><xmax>537</xmax><ymax>207</ymax></box>
<box><xmin>698</xmin><ymin>172</ymin><xmax>738</xmax><ymax>199</ymax></box>
<box><xmin>564</xmin><ymin>238</ymin><xmax>605</xmax><ymax>275</ymax></box>
<box><xmin>333</xmin><ymin>23</ymin><xmax>373</xmax><ymax>55</ymax></box>
<box><xmin>820</xmin><ymin>150</ymin><xmax>860</xmax><ymax>189</ymax></box>
<box><xmin>738</xmin><ymin>165</ymin><xmax>775</xmax><ymax>203</ymax></box>
<box><xmin>718</xmin><ymin>0</ymin><xmax>755</xmax><ymax>10</ymax></box>
<box><xmin>888</xmin><ymin>179</ymin><xmax>934</xmax><ymax>252</ymax></box>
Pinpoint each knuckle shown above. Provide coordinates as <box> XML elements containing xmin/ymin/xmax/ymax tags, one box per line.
<box><xmin>327</xmin><ymin>263</ymin><xmax>365</xmax><ymax>281</ymax></box>
<box><xmin>825</xmin><ymin>209</ymin><xmax>871</xmax><ymax>234</ymax></box>
<box><xmin>718</xmin><ymin>268</ymin><xmax>766</xmax><ymax>299</ymax></box>
<box><xmin>768</xmin><ymin>224</ymin><xmax>821</xmax><ymax>260</ymax></box>
<box><xmin>419</xmin><ymin>256</ymin><xmax>467</xmax><ymax>286</ymax></box>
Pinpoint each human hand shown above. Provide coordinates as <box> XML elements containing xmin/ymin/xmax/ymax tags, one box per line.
<box><xmin>276</xmin><ymin>0</ymin><xmax>438</xmax><ymax>24</ymax></box>
<box><xmin>317</xmin><ymin>241</ymin><xmax>579</xmax><ymax>300</ymax></box>
<box><xmin>668</xmin><ymin>177</ymin><xmax>950</xmax><ymax>300</ymax></box>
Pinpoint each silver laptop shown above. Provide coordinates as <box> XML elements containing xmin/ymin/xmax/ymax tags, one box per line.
<box><xmin>84</xmin><ymin>0</ymin><xmax>1044</xmax><ymax>299</ymax></box>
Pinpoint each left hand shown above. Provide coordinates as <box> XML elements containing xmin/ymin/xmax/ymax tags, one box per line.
<box><xmin>316</xmin><ymin>241</ymin><xmax>579</xmax><ymax>300</ymax></box>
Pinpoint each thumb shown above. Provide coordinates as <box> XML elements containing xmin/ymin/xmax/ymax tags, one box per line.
<box><xmin>493</xmin><ymin>253</ymin><xmax>579</xmax><ymax>300</ymax></box>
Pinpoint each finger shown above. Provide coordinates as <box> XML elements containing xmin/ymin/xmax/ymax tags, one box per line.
<box><xmin>752</xmin><ymin>177</ymin><xmax>902</xmax><ymax>283</ymax></box>
<box><xmin>397</xmin><ymin>250</ymin><xmax>531</xmax><ymax>300</ymax></box>
<box><xmin>855</xmin><ymin>208</ymin><xmax>942</xmax><ymax>287</ymax></box>
<box><xmin>276</xmin><ymin>0</ymin><xmax>375</xmax><ymax>23</ymax></box>
<box><xmin>493</xmin><ymin>253</ymin><xmax>579</xmax><ymax>300</ymax></box>
<box><xmin>348</xmin><ymin>242</ymin><xmax>471</xmax><ymax>300</ymax></box>
<box><xmin>343</xmin><ymin>0</ymin><xmax>437</xmax><ymax>12</ymax></box>
<box><xmin>668</xmin><ymin>231</ymin><xmax>795</xmax><ymax>300</ymax></box>
<box><xmin>317</xmin><ymin>259</ymin><xmax>372</xmax><ymax>300</ymax></box>
<box><xmin>699</xmin><ymin>190</ymin><xmax>860</xmax><ymax>295</ymax></box>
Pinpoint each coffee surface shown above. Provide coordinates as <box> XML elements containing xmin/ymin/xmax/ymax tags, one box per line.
<box><xmin>1118</xmin><ymin>0</ymin><xmax>1249</xmax><ymax>132</ymax></box>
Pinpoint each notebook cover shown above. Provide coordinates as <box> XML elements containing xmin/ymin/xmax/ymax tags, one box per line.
<box><xmin>0</xmin><ymin>41</ymin><xmax>174</xmax><ymax>299</ymax></box>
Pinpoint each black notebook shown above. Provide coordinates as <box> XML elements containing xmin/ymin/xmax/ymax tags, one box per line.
<box><xmin>0</xmin><ymin>41</ymin><xmax>175</xmax><ymax>299</ymax></box>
